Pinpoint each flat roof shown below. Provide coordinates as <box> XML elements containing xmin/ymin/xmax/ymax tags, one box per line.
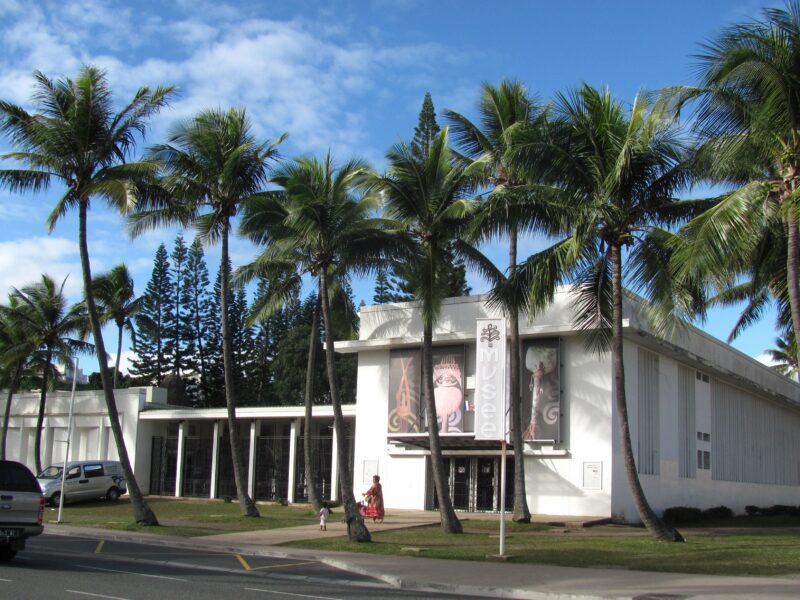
<box><xmin>139</xmin><ymin>404</ymin><xmax>356</xmax><ymax>420</ymax></box>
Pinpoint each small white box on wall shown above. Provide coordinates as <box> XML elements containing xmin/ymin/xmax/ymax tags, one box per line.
<box><xmin>583</xmin><ymin>461</ymin><xmax>602</xmax><ymax>490</ymax></box>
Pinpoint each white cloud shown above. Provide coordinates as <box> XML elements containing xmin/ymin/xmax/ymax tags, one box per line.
<box><xmin>0</xmin><ymin>237</ymin><xmax>83</xmax><ymax>297</ymax></box>
<box><xmin>754</xmin><ymin>353</ymin><xmax>777</xmax><ymax>368</ymax></box>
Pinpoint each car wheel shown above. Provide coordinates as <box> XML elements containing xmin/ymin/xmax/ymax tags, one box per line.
<box><xmin>0</xmin><ymin>546</ymin><xmax>16</xmax><ymax>561</ymax></box>
<box><xmin>49</xmin><ymin>492</ymin><xmax>61</xmax><ymax>508</ymax></box>
<box><xmin>106</xmin><ymin>487</ymin><xmax>120</xmax><ymax>502</ymax></box>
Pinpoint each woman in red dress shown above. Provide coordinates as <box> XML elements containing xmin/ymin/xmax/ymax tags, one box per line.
<box><xmin>362</xmin><ymin>475</ymin><xmax>384</xmax><ymax>523</ymax></box>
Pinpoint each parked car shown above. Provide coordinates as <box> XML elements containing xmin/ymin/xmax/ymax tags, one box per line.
<box><xmin>37</xmin><ymin>460</ymin><xmax>127</xmax><ymax>507</ymax></box>
<box><xmin>0</xmin><ymin>460</ymin><xmax>45</xmax><ymax>561</ymax></box>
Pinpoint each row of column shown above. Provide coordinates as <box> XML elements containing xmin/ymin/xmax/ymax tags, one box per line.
<box><xmin>172</xmin><ymin>418</ymin><xmax>340</xmax><ymax>503</ymax></box>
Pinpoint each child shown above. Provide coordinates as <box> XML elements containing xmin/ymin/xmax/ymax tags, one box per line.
<box><xmin>319</xmin><ymin>502</ymin><xmax>331</xmax><ymax>531</ymax></box>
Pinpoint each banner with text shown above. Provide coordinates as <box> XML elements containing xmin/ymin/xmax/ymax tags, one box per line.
<box><xmin>474</xmin><ymin>318</ymin><xmax>507</xmax><ymax>441</ymax></box>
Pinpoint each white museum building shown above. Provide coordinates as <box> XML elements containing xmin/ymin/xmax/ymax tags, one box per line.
<box><xmin>3</xmin><ymin>289</ymin><xmax>800</xmax><ymax>521</ymax></box>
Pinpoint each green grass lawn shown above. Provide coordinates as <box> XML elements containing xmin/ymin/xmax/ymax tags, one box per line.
<box><xmin>46</xmin><ymin>497</ymin><xmax>317</xmax><ymax>537</ymax></box>
<box><xmin>286</xmin><ymin>517</ymin><xmax>800</xmax><ymax>577</ymax></box>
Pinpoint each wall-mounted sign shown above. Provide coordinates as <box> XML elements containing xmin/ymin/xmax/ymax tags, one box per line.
<box><xmin>522</xmin><ymin>338</ymin><xmax>561</xmax><ymax>442</ymax></box>
<box><xmin>474</xmin><ymin>318</ymin><xmax>507</xmax><ymax>441</ymax></box>
<box><xmin>388</xmin><ymin>349</ymin><xmax>421</xmax><ymax>433</ymax></box>
<box><xmin>583</xmin><ymin>461</ymin><xmax>602</xmax><ymax>490</ymax></box>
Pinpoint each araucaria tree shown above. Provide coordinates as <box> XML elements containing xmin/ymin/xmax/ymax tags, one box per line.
<box><xmin>510</xmin><ymin>85</ymin><xmax>703</xmax><ymax>541</ymax></box>
<box><xmin>130</xmin><ymin>107</ymin><xmax>285</xmax><ymax>518</ymax></box>
<box><xmin>0</xmin><ymin>66</ymin><xmax>173</xmax><ymax>525</ymax></box>
<box><xmin>373</xmin><ymin>130</ymin><xmax>494</xmax><ymax>534</ymax></box>
<box><xmin>239</xmin><ymin>152</ymin><xmax>389</xmax><ymax>541</ymax></box>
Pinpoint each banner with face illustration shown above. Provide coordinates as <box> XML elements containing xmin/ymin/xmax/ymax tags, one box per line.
<box><xmin>388</xmin><ymin>349</ymin><xmax>422</xmax><ymax>433</ymax></box>
<box><xmin>522</xmin><ymin>339</ymin><xmax>561</xmax><ymax>442</ymax></box>
<box><xmin>431</xmin><ymin>346</ymin><xmax>466</xmax><ymax>433</ymax></box>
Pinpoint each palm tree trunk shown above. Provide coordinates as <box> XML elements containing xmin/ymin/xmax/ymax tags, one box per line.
<box><xmin>1</xmin><ymin>363</ymin><xmax>23</xmax><ymax>461</ymax></box>
<box><xmin>220</xmin><ymin>224</ymin><xmax>259</xmax><ymax>517</ymax></box>
<box><xmin>303</xmin><ymin>296</ymin><xmax>323</xmax><ymax>512</ymax></box>
<box><xmin>319</xmin><ymin>267</ymin><xmax>370</xmax><ymax>542</ymax></box>
<box><xmin>114</xmin><ymin>323</ymin><xmax>123</xmax><ymax>390</ymax></box>
<box><xmin>785</xmin><ymin>179</ymin><xmax>800</xmax><ymax>370</ymax></box>
<box><xmin>422</xmin><ymin>318</ymin><xmax>463</xmax><ymax>533</ymax></box>
<box><xmin>508</xmin><ymin>225</ymin><xmax>531</xmax><ymax>523</ymax></box>
<box><xmin>34</xmin><ymin>348</ymin><xmax>52</xmax><ymax>474</ymax></box>
<box><xmin>610</xmin><ymin>244</ymin><xmax>682</xmax><ymax>542</ymax></box>
<box><xmin>78</xmin><ymin>201</ymin><xmax>158</xmax><ymax>526</ymax></box>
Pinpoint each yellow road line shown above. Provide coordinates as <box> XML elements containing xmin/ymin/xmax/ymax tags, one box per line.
<box><xmin>94</xmin><ymin>540</ymin><xmax>105</xmax><ymax>554</ymax></box>
<box><xmin>250</xmin><ymin>560</ymin><xmax>318</xmax><ymax>571</ymax></box>
<box><xmin>235</xmin><ymin>554</ymin><xmax>252</xmax><ymax>571</ymax></box>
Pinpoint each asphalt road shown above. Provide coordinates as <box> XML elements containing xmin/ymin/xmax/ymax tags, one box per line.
<box><xmin>2</xmin><ymin>534</ymin><xmax>478</xmax><ymax>600</ymax></box>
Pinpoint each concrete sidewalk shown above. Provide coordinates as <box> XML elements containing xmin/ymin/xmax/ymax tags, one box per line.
<box><xmin>43</xmin><ymin>510</ymin><xmax>800</xmax><ymax>600</ymax></box>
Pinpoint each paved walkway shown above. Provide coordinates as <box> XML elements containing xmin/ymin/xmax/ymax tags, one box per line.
<box><xmin>44</xmin><ymin>509</ymin><xmax>800</xmax><ymax>600</ymax></box>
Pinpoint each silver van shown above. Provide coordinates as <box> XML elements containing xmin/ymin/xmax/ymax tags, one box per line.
<box><xmin>37</xmin><ymin>461</ymin><xmax>127</xmax><ymax>507</ymax></box>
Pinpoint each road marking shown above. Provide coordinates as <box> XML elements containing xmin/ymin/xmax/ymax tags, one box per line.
<box><xmin>250</xmin><ymin>560</ymin><xmax>318</xmax><ymax>571</ymax></box>
<box><xmin>94</xmin><ymin>540</ymin><xmax>105</xmax><ymax>554</ymax></box>
<box><xmin>77</xmin><ymin>564</ymin><xmax>188</xmax><ymax>582</ymax></box>
<box><xmin>66</xmin><ymin>591</ymin><xmax>131</xmax><ymax>600</ymax></box>
<box><xmin>244</xmin><ymin>588</ymin><xmax>345</xmax><ymax>600</ymax></box>
<box><xmin>0</xmin><ymin>578</ymin><xmax>12</xmax><ymax>582</ymax></box>
<box><xmin>235</xmin><ymin>554</ymin><xmax>252</xmax><ymax>571</ymax></box>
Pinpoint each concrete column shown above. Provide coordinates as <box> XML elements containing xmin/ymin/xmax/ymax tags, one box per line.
<box><xmin>96</xmin><ymin>421</ymin><xmax>105</xmax><ymax>459</ymax></box>
<box><xmin>287</xmin><ymin>419</ymin><xmax>300</xmax><ymax>503</ymax></box>
<box><xmin>247</xmin><ymin>420</ymin><xmax>258</xmax><ymax>500</ymax></box>
<box><xmin>175</xmin><ymin>421</ymin><xmax>185</xmax><ymax>497</ymax></box>
<box><xmin>330</xmin><ymin>421</ymin><xmax>339</xmax><ymax>502</ymax></box>
<box><xmin>209</xmin><ymin>421</ymin><xmax>220</xmax><ymax>499</ymax></box>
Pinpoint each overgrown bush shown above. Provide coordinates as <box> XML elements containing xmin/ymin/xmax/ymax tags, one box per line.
<box><xmin>663</xmin><ymin>506</ymin><xmax>703</xmax><ymax>524</ymax></box>
<box><xmin>745</xmin><ymin>505</ymin><xmax>760</xmax><ymax>516</ymax></box>
<box><xmin>761</xmin><ymin>504</ymin><xmax>794</xmax><ymax>516</ymax></box>
<box><xmin>702</xmin><ymin>505</ymin><xmax>733</xmax><ymax>520</ymax></box>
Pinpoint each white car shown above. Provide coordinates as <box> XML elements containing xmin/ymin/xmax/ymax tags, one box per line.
<box><xmin>0</xmin><ymin>460</ymin><xmax>45</xmax><ymax>561</ymax></box>
<box><xmin>37</xmin><ymin>460</ymin><xmax>127</xmax><ymax>507</ymax></box>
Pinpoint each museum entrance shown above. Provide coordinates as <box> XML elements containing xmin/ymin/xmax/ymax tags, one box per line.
<box><xmin>426</xmin><ymin>456</ymin><xmax>514</xmax><ymax>512</ymax></box>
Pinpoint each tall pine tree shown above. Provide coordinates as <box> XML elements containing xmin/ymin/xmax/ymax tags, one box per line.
<box><xmin>183</xmin><ymin>237</ymin><xmax>214</xmax><ymax>405</ymax></box>
<box><xmin>411</xmin><ymin>92</ymin><xmax>441</xmax><ymax>160</ymax></box>
<box><xmin>130</xmin><ymin>244</ymin><xmax>172</xmax><ymax>385</ymax></box>
<box><xmin>166</xmin><ymin>235</ymin><xmax>191</xmax><ymax>377</ymax></box>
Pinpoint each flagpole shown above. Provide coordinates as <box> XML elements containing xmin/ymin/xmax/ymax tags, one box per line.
<box><xmin>57</xmin><ymin>358</ymin><xmax>78</xmax><ymax>524</ymax></box>
<box><xmin>499</xmin><ymin>437</ymin><xmax>507</xmax><ymax>557</ymax></box>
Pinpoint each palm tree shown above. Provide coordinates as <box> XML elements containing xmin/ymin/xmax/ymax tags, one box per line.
<box><xmin>93</xmin><ymin>264</ymin><xmax>145</xmax><ymax>390</ymax></box>
<box><xmin>767</xmin><ymin>333</ymin><xmax>800</xmax><ymax>381</ymax></box>
<box><xmin>509</xmin><ymin>85</ymin><xmax>701</xmax><ymax>542</ymax></box>
<box><xmin>668</xmin><ymin>2</ymin><xmax>800</xmax><ymax>368</ymax></box>
<box><xmin>130</xmin><ymin>107</ymin><xmax>285</xmax><ymax>518</ymax></box>
<box><xmin>0</xmin><ymin>297</ymin><xmax>37</xmax><ymax>460</ymax></box>
<box><xmin>444</xmin><ymin>79</ymin><xmax>551</xmax><ymax>523</ymax></box>
<box><xmin>238</xmin><ymin>152</ymin><xmax>390</xmax><ymax>542</ymax></box>
<box><xmin>372</xmin><ymin>130</ymin><xmax>496</xmax><ymax>534</ymax></box>
<box><xmin>0</xmin><ymin>66</ymin><xmax>173</xmax><ymax>525</ymax></box>
<box><xmin>10</xmin><ymin>275</ymin><xmax>92</xmax><ymax>473</ymax></box>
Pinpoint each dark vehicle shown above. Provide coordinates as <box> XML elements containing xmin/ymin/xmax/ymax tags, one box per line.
<box><xmin>0</xmin><ymin>460</ymin><xmax>45</xmax><ymax>560</ymax></box>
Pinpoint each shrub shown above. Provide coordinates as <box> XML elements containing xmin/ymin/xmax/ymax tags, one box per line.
<box><xmin>663</xmin><ymin>506</ymin><xmax>703</xmax><ymax>524</ymax></box>
<box><xmin>745</xmin><ymin>505</ymin><xmax>760</xmax><ymax>516</ymax></box>
<box><xmin>761</xmin><ymin>504</ymin><xmax>793</xmax><ymax>516</ymax></box>
<box><xmin>702</xmin><ymin>505</ymin><xmax>733</xmax><ymax>520</ymax></box>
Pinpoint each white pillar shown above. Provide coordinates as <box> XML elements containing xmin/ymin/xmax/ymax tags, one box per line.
<box><xmin>330</xmin><ymin>421</ymin><xmax>339</xmax><ymax>502</ymax></box>
<box><xmin>209</xmin><ymin>421</ymin><xmax>220</xmax><ymax>499</ymax></box>
<box><xmin>96</xmin><ymin>421</ymin><xmax>105</xmax><ymax>459</ymax></box>
<box><xmin>287</xmin><ymin>419</ymin><xmax>299</xmax><ymax>504</ymax></box>
<box><xmin>247</xmin><ymin>420</ymin><xmax>258</xmax><ymax>500</ymax></box>
<box><xmin>175</xmin><ymin>421</ymin><xmax>185</xmax><ymax>497</ymax></box>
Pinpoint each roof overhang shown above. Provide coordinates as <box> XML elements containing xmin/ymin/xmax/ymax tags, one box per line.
<box><xmin>139</xmin><ymin>404</ymin><xmax>356</xmax><ymax>420</ymax></box>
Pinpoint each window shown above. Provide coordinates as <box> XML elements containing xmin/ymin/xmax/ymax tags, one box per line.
<box><xmin>84</xmin><ymin>464</ymin><xmax>105</xmax><ymax>478</ymax></box>
<box><xmin>637</xmin><ymin>349</ymin><xmax>660</xmax><ymax>475</ymax></box>
<box><xmin>678</xmin><ymin>366</ymin><xmax>696</xmax><ymax>478</ymax></box>
<box><xmin>66</xmin><ymin>466</ymin><xmax>81</xmax><ymax>480</ymax></box>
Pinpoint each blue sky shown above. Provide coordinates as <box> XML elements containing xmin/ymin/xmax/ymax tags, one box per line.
<box><xmin>0</xmin><ymin>0</ymin><xmax>786</xmax><ymax>372</ymax></box>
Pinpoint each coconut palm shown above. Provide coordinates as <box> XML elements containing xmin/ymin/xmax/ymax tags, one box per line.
<box><xmin>444</xmin><ymin>79</ymin><xmax>554</xmax><ymax>523</ymax></box>
<box><xmin>767</xmin><ymin>333</ymin><xmax>800</xmax><ymax>381</ymax></box>
<box><xmin>666</xmin><ymin>2</ymin><xmax>800</xmax><ymax>367</ymax></box>
<box><xmin>371</xmin><ymin>129</ymin><xmax>496</xmax><ymax>534</ymax></box>
<box><xmin>238</xmin><ymin>152</ymin><xmax>392</xmax><ymax>542</ymax></box>
<box><xmin>0</xmin><ymin>66</ymin><xmax>173</xmax><ymax>525</ymax></box>
<box><xmin>129</xmin><ymin>107</ymin><xmax>285</xmax><ymax>518</ymax></box>
<box><xmin>509</xmin><ymin>84</ymin><xmax>707</xmax><ymax>541</ymax></box>
<box><xmin>0</xmin><ymin>297</ymin><xmax>38</xmax><ymax>460</ymax></box>
<box><xmin>93</xmin><ymin>264</ymin><xmax>145</xmax><ymax>390</ymax></box>
<box><xmin>10</xmin><ymin>275</ymin><xmax>92</xmax><ymax>473</ymax></box>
